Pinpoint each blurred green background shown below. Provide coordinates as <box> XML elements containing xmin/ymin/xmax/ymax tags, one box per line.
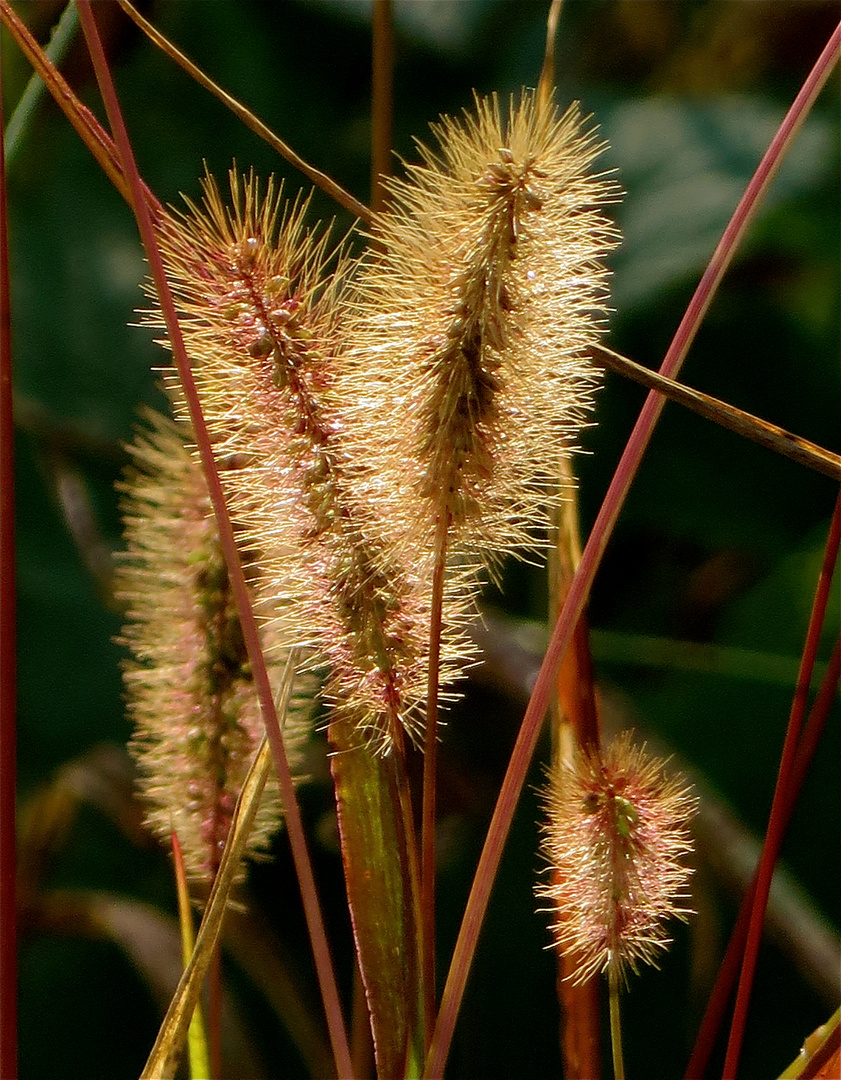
<box><xmin>3</xmin><ymin>1</ymin><xmax>839</xmax><ymax>1077</ymax></box>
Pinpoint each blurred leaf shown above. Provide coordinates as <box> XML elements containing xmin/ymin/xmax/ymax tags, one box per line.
<box><xmin>604</xmin><ymin>96</ymin><xmax>837</xmax><ymax>311</ymax></box>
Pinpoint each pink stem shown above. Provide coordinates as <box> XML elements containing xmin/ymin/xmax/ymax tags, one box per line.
<box><xmin>685</xmin><ymin>632</ymin><xmax>840</xmax><ymax>1080</ymax></box>
<box><xmin>425</xmin><ymin>22</ymin><xmax>841</xmax><ymax>1080</ymax></box>
<box><xmin>75</xmin><ymin>5</ymin><xmax>353</xmax><ymax>1076</ymax></box>
<box><xmin>722</xmin><ymin>496</ymin><xmax>840</xmax><ymax>1079</ymax></box>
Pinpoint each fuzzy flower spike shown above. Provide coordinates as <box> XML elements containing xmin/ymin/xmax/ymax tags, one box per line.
<box><xmin>341</xmin><ymin>91</ymin><xmax>620</xmax><ymax>568</ymax></box>
<box><xmin>116</xmin><ymin>411</ymin><xmax>307</xmax><ymax>884</ymax></box>
<box><xmin>148</xmin><ymin>172</ymin><xmax>469</xmax><ymax>753</ymax></box>
<box><xmin>537</xmin><ymin>731</ymin><xmax>697</xmax><ymax>986</ymax></box>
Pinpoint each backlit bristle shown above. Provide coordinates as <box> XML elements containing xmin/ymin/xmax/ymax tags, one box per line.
<box><xmin>148</xmin><ymin>173</ymin><xmax>472</xmax><ymax>753</ymax></box>
<box><xmin>341</xmin><ymin>91</ymin><xmax>619</xmax><ymax>568</ymax></box>
<box><xmin>537</xmin><ymin>731</ymin><xmax>696</xmax><ymax>985</ymax></box>
<box><xmin>115</xmin><ymin>411</ymin><xmax>307</xmax><ymax>883</ymax></box>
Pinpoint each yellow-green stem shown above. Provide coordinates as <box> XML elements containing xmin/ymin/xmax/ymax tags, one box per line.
<box><xmin>208</xmin><ymin>944</ymin><xmax>222</xmax><ymax>1079</ymax></box>
<box><xmin>609</xmin><ymin>964</ymin><xmax>625</xmax><ymax>1080</ymax></box>
<box><xmin>172</xmin><ymin>830</ymin><xmax>210</xmax><ymax>1080</ymax></box>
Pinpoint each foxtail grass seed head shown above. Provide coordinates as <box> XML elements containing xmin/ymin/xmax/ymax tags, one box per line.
<box><xmin>148</xmin><ymin>173</ymin><xmax>472</xmax><ymax>753</ymax></box>
<box><xmin>116</xmin><ymin>411</ymin><xmax>307</xmax><ymax>884</ymax></box>
<box><xmin>538</xmin><ymin>731</ymin><xmax>697</xmax><ymax>985</ymax></box>
<box><xmin>341</xmin><ymin>91</ymin><xmax>620</xmax><ymax>567</ymax></box>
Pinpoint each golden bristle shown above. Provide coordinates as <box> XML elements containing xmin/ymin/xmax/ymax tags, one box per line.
<box><xmin>115</xmin><ymin>411</ymin><xmax>307</xmax><ymax>883</ymax></box>
<box><xmin>341</xmin><ymin>91</ymin><xmax>620</xmax><ymax>566</ymax></box>
<box><xmin>537</xmin><ymin>731</ymin><xmax>696</xmax><ymax>985</ymax></box>
<box><xmin>147</xmin><ymin>173</ymin><xmax>473</xmax><ymax>753</ymax></box>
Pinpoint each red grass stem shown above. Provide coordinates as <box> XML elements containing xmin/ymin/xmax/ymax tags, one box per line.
<box><xmin>0</xmin><ymin>95</ymin><xmax>18</xmax><ymax>1080</ymax></box>
<box><xmin>425</xmin><ymin>24</ymin><xmax>841</xmax><ymax>1079</ymax></box>
<box><xmin>722</xmin><ymin>496</ymin><xmax>840</xmax><ymax>1078</ymax></box>
<box><xmin>74</xmin><ymin>5</ymin><xmax>353</xmax><ymax>1075</ymax></box>
<box><xmin>685</xmin><ymin>630</ymin><xmax>840</xmax><ymax>1080</ymax></box>
<box><xmin>0</xmin><ymin>2</ymin><xmax>156</xmax><ymax>214</ymax></box>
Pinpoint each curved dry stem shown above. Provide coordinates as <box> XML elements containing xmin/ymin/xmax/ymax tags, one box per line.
<box><xmin>593</xmin><ymin>344</ymin><xmax>841</xmax><ymax>481</ymax></box>
<box><xmin>537</xmin><ymin>0</ymin><xmax>563</xmax><ymax>109</ymax></box>
<box><xmin>116</xmin><ymin>0</ymin><xmax>371</xmax><ymax>224</ymax></box>
<box><xmin>141</xmin><ymin>735</ymin><xmax>273</xmax><ymax>1079</ymax></box>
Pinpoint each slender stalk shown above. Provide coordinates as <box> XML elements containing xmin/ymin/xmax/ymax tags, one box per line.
<box><xmin>116</xmin><ymin>0</ymin><xmax>371</xmax><ymax>224</ymax></box>
<box><xmin>74</xmin><ymin>5</ymin><xmax>353</xmax><ymax>1075</ymax></box>
<box><xmin>685</xmin><ymin>636</ymin><xmax>840</xmax><ymax>1080</ymax></box>
<box><xmin>421</xmin><ymin>511</ymin><xmax>450</xmax><ymax>1040</ymax></box>
<box><xmin>548</xmin><ymin>467</ymin><xmax>602</xmax><ymax>1078</ymax></box>
<box><xmin>536</xmin><ymin>0</ymin><xmax>563</xmax><ymax>109</ymax></box>
<box><xmin>208</xmin><ymin>945</ymin><xmax>222</xmax><ymax>1080</ymax></box>
<box><xmin>171</xmin><ymin>831</ymin><xmax>210</xmax><ymax>1080</ymax></box>
<box><xmin>0</xmin><ymin>91</ymin><xmax>18</xmax><ymax>1080</ymax></box>
<box><xmin>787</xmin><ymin>638</ymin><xmax>841</xmax><ymax>811</ymax></box>
<box><xmin>608</xmin><ymin>965</ymin><xmax>625</xmax><ymax>1080</ymax></box>
<box><xmin>723</xmin><ymin>495</ymin><xmax>840</xmax><ymax>1078</ymax></box>
<box><xmin>141</xmin><ymin>735</ymin><xmax>276</xmax><ymax>1078</ymax></box>
<box><xmin>592</xmin><ymin>344</ymin><xmax>840</xmax><ymax>481</ymax></box>
<box><xmin>425</xmin><ymin>25</ymin><xmax>840</xmax><ymax>1079</ymax></box>
<box><xmin>370</xmin><ymin>0</ymin><xmax>394</xmax><ymax>213</ymax></box>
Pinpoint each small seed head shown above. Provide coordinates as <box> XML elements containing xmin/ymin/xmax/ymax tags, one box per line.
<box><xmin>538</xmin><ymin>731</ymin><xmax>697</xmax><ymax>985</ymax></box>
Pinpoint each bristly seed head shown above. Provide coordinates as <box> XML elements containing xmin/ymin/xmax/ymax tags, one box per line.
<box><xmin>115</xmin><ymin>411</ymin><xmax>308</xmax><ymax>884</ymax></box>
<box><xmin>147</xmin><ymin>171</ymin><xmax>473</xmax><ymax>754</ymax></box>
<box><xmin>537</xmin><ymin>731</ymin><xmax>697</xmax><ymax>985</ymax></box>
<box><xmin>341</xmin><ymin>90</ymin><xmax>620</xmax><ymax>570</ymax></box>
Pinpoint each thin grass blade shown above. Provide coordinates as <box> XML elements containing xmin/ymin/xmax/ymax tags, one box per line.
<box><xmin>593</xmin><ymin>345</ymin><xmax>840</xmax><ymax>481</ymax></box>
<box><xmin>778</xmin><ymin>1009</ymin><xmax>840</xmax><ymax>1080</ymax></box>
<box><xmin>140</xmin><ymin>734</ymin><xmax>274</xmax><ymax>1079</ymax></box>
<box><xmin>171</xmin><ymin>832</ymin><xmax>210</xmax><ymax>1080</ymax></box>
